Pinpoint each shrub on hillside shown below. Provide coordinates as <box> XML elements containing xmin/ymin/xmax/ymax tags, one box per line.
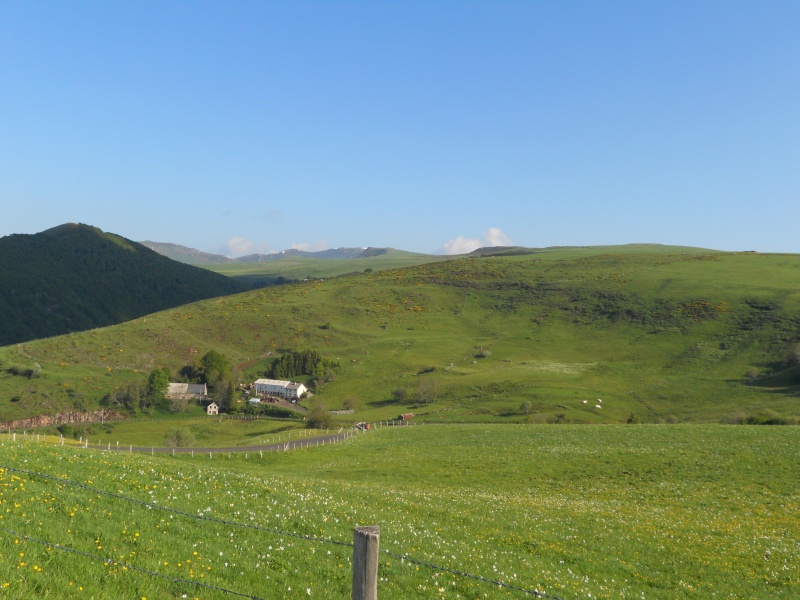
<box><xmin>783</xmin><ymin>343</ymin><xmax>800</xmax><ymax>367</ymax></box>
<box><xmin>101</xmin><ymin>380</ymin><xmax>149</xmax><ymax>414</ymax></box>
<box><xmin>391</xmin><ymin>388</ymin><xmax>409</xmax><ymax>403</ymax></box>
<box><xmin>163</xmin><ymin>427</ymin><xmax>195</xmax><ymax>447</ymax></box>
<box><xmin>168</xmin><ymin>396</ymin><xmax>190</xmax><ymax>413</ymax></box>
<box><xmin>305</xmin><ymin>401</ymin><xmax>332</xmax><ymax>429</ymax></box>
<box><xmin>6</xmin><ymin>364</ymin><xmax>41</xmax><ymax>379</ymax></box>
<box><xmin>414</xmin><ymin>376</ymin><xmax>440</xmax><ymax>404</ymax></box>
<box><xmin>342</xmin><ymin>397</ymin><xmax>360</xmax><ymax>411</ymax></box>
<box><xmin>242</xmin><ymin>403</ymin><xmax>298</xmax><ymax>419</ymax></box>
<box><xmin>722</xmin><ymin>410</ymin><xmax>748</xmax><ymax>424</ymax></box>
<box><xmin>722</xmin><ymin>409</ymin><xmax>798</xmax><ymax>425</ymax></box>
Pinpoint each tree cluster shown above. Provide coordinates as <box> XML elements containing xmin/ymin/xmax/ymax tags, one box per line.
<box><xmin>271</xmin><ymin>349</ymin><xmax>338</xmax><ymax>380</ymax></box>
<box><xmin>101</xmin><ymin>380</ymin><xmax>158</xmax><ymax>414</ymax></box>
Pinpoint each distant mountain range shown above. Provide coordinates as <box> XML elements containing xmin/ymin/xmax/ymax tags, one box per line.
<box><xmin>140</xmin><ymin>241</ymin><xmax>390</xmax><ymax>265</ymax></box>
<box><xmin>0</xmin><ymin>224</ymin><xmax>247</xmax><ymax>345</ymax></box>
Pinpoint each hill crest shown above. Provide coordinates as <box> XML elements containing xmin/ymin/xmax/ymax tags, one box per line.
<box><xmin>0</xmin><ymin>223</ymin><xmax>246</xmax><ymax>345</ymax></box>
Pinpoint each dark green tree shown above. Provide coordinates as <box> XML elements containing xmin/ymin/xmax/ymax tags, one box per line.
<box><xmin>218</xmin><ymin>379</ymin><xmax>236</xmax><ymax>414</ymax></box>
<box><xmin>200</xmin><ymin>350</ymin><xmax>230</xmax><ymax>383</ymax></box>
<box><xmin>147</xmin><ymin>368</ymin><xmax>169</xmax><ymax>396</ymax></box>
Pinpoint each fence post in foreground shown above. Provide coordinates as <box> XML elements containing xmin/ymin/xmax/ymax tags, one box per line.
<box><xmin>352</xmin><ymin>525</ymin><xmax>380</xmax><ymax>600</ymax></box>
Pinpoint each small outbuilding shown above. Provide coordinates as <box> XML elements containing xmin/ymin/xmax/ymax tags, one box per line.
<box><xmin>166</xmin><ymin>383</ymin><xmax>208</xmax><ymax>400</ymax></box>
<box><xmin>206</xmin><ymin>402</ymin><xmax>219</xmax><ymax>416</ymax></box>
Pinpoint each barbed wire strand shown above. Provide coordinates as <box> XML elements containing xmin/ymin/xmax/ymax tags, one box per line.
<box><xmin>0</xmin><ymin>525</ymin><xmax>267</xmax><ymax>600</ymax></box>
<box><xmin>3</xmin><ymin>465</ymin><xmax>562</xmax><ymax>598</ymax></box>
<box><xmin>382</xmin><ymin>549</ymin><xmax>562</xmax><ymax>599</ymax></box>
<box><xmin>2</xmin><ymin>465</ymin><xmax>352</xmax><ymax>549</ymax></box>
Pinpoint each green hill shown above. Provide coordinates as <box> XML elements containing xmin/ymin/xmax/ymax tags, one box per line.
<box><xmin>139</xmin><ymin>240</ymin><xmax>234</xmax><ymax>264</ymax></box>
<box><xmin>202</xmin><ymin>247</ymin><xmax>451</xmax><ymax>288</ymax></box>
<box><xmin>0</xmin><ymin>224</ymin><xmax>246</xmax><ymax>346</ymax></box>
<box><xmin>1</xmin><ymin>246</ymin><xmax>799</xmax><ymax>423</ymax></box>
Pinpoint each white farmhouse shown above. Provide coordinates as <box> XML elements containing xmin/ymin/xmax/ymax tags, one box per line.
<box><xmin>253</xmin><ymin>378</ymin><xmax>308</xmax><ymax>400</ymax></box>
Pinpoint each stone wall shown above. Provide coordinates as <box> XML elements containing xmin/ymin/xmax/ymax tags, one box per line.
<box><xmin>0</xmin><ymin>410</ymin><xmax>127</xmax><ymax>431</ymax></box>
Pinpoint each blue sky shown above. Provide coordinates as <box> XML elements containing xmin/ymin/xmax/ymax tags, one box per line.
<box><xmin>2</xmin><ymin>1</ymin><xmax>798</xmax><ymax>255</ymax></box>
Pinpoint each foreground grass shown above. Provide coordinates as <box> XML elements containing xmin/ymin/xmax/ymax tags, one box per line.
<box><xmin>0</xmin><ymin>424</ymin><xmax>797</xmax><ymax>598</ymax></box>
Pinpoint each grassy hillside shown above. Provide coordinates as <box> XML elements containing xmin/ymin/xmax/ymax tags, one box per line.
<box><xmin>0</xmin><ymin>224</ymin><xmax>246</xmax><ymax>345</ymax></box>
<box><xmin>202</xmin><ymin>247</ymin><xmax>451</xmax><ymax>288</ymax></box>
<box><xmin>1</xmin><ymin>247</ymin><xmax>799</xmax><ymax>423</ymax></box>
<box><xmin>140</xmin><ymin>241</ymin><xmax>234</xmax><ymax>265</ymax></box>
<box><xmin>0</xmin><ymin>424</ymin><xmax>798</xmax><ymax>598</ymax></box>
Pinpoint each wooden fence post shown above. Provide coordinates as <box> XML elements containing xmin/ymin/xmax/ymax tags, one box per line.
<box><xmin>352</xmin><ymin>525</ymin><xmax>380</xmax><ymax>600</ymax></box>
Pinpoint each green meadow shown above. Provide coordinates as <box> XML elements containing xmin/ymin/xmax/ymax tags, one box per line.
<box><xmin>2</xmin><ymin>247</ymin><xmax>798</xmax><ymax>424</ymax></box>
<box><xmin>46</xmin><ymin>415</ymin><xmax>311</xmax><ymax>450</ymax></box>
<box><xmin>0</xmin><ymin>424</ymin><xmax>798</xmax><ymax>598</ymax></box>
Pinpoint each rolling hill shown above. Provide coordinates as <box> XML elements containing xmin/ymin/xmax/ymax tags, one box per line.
<box><xmin>1</xmin><ymin>245</ymin><xmax>798</xmax><ymax>423</ymax></box>
<box><xmin>142</xmin><ymin>240</ymin><xmax>450</xmax><ymax>288</ymax></box>
<box><xmin>142</xmin><ymin>240</ymin><xmax>420</xmax><ymax>266</ymax></box>
<box><xmin>0</xmin><ymin>224</ymin><xmax>247</xmax><ymax>346</ymax></box>
<box><xmin>139</xmin><ymin>241</ymin><xmax>234</xmax><ymax>264</ymax></box>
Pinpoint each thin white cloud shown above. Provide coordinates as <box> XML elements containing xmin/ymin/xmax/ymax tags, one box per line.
<box><xmin>291</xmin><ymin>240</ymin><xmax>329</xmax><ymax>252</ymax></box>
<box><xmin>440</xmin><ymin>228</ymin><xmax>513</xmax><ymax>255</ymax></box>
<box><xmin>220</xmin><ymin>236</ymin><xmax>269</xmax><ymax>257</ymax></box>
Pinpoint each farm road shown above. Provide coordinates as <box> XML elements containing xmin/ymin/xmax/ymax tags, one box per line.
<box><xmin>89</xmin><ymin>431</ymin><xmax>354</xmax><ymax>454</ymax></box>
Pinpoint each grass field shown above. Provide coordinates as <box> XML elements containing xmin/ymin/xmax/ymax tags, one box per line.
<box><xmin>0</xmin><ymin>424</ymin><xmax>797</xmax><ymax>598</ymax></box>
<box><xmin>31</xmin><ymin>414</ymin><xmax>315</xmax><ymax>449</ymax></box>
<box><xmin>1</xmin><ymin>247</ymin><xmax>799</xmax><ymax>424</ymax></box>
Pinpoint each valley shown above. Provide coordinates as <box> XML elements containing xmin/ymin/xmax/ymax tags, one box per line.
<box><xmin>1</xmin><ymin>242</ymin><xmax>799</xmax><ymax>598</ymax></box>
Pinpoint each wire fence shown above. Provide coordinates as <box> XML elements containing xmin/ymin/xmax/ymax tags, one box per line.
<box><xmin>1</xmin><ymin>464</ymin><xmax>563</xmax><ymax>599</ymax></box>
